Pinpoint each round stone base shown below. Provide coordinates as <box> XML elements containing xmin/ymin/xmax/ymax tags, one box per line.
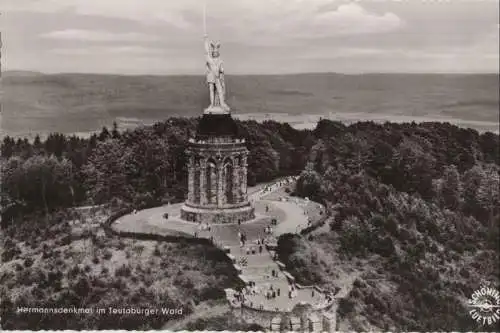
<box><xmin>180</xmin><ymin>204</ymin><xmax>255</xmax><ymax>224</ymax></box>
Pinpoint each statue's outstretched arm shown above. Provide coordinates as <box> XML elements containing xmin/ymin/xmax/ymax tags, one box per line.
<box><xmin>204</xmin><ymin>34</ymin><xmax>210</xmax><ymax>57</ymax></box>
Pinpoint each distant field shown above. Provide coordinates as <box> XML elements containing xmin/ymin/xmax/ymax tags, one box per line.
<box><xmin>1</xmin><ymin>72</ymin><xmax>498</xmax><ymax>139</ymax></box>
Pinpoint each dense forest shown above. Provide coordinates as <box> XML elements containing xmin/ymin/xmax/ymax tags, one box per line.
<box><xmin>1</xmin><ymin>119</ymin><xmax>312</xmax><ymax>219</ymax></box>
<box><xmin>1</xmin><ymin>117</ymin><xmax>499</xmax><ymax>330</ymax></box>
<box><xmin>0</xmin><ymin>118</ymin><xmax>311</xmax><ymax>330</ymax></box>
<box><xmin>283</xmin><ymin>120</ymin><xmax>500</xmax><ymax>331</ymax></box>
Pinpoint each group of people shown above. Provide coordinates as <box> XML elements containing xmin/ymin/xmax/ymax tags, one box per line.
<box><xmin>262</xmin><ymin>177</ymin><xmax>295</xmax><ymax>194</ymax></box>
<box><xmin>262</xmin><ymin>268</ymin><xmax>280</xmax><ymax>280</ymax></box>
<box><xmin>237</xmin><ymin>231</ymin><xmax>247</xmax><ymax>247</ymax></box>
<box><xmin>244</xmin><ymin>245</ymin><xmax>263</xmax><ymax>255</ymax></box>
<box><xmin>199</xmin><ymin>222</ymin><xmax>211</xmax><ymax>231</ymax></box>
<box><xmin>313</xmin><ymin>292</ymin><xmax>334</xmax><ymax>309</ymax></box>
<box><xmin>253</xmin><ymin>176</ymin><xmax>298</xmax><ymax>200</ymax></box>
<box><xmin>265</xmin><ymin>284</ymin><xmax>281</xmax><ymax>300</ymax></box>
<box><xmin>194</xmin><ymin>222</ymin><xmax>212</xmax><ymax>238</ymax></box>
<box><xmin>238</xmin><ymin>283</ymin><xmax>282</xmax><ymax>304</ymax></box>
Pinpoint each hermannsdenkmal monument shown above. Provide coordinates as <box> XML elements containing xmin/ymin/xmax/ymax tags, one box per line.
<box><xmin>180</xmin><ymin>33</ymin><xmax>255</xmax><ymax>224</ymax></box>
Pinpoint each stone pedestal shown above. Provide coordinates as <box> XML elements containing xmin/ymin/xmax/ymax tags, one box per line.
<box><xmin>204</xmin><ymin>105</ymin><xmax>230</xmax><ymax>114</ymax></box>
<box><xmin>180</xmin><ymin>113</ymin><xmax>254</xmax><ymax>224</ymax></box>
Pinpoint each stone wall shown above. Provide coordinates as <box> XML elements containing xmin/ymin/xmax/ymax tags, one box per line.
<box><xmin>231</xmin><ymin>303</ymin><xmax>337</xmax><ymax>332</ymax></box>
<box><xmin>180</xmin><ymin>204</ymin><xmax>256</xmax><ymax>224</ymax></box>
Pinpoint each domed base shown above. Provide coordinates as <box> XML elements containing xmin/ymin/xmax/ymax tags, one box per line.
<box><xmin>180</xmin><ymin>203</ymin><xmax>255</xmax><ymax>224</ymax></box>
<box><xmin>196</xmin><ymin>113</ymin><xmax>239</xmax><ymax>140</ymax></box>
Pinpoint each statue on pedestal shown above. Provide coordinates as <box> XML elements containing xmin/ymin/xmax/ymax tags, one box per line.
<box><xmin>204</xmin><ymin>34</ymin><xmax>230</xmax><ymax>113</ymax></box>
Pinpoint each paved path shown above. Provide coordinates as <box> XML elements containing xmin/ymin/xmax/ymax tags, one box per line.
<box><xmin>112</xmin><ymin>176</ymin><xmax>330</xmax><ymax>313</ymax></box>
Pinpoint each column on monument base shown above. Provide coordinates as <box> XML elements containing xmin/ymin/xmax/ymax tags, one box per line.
<box><xmin>217</xmin><ymin>164</ymin><xmax>224</xmax><ymax>207</ymax></box>
<box><xmin>240</xmin><ymin>166</ymin><xmax>247</xmax><ymax>202</ymax></box>
<box><xmin>187</xmin><ymin>159</ymin><xmax>194</xmax><ymax>203</ymax></box>
<box><xmin>242</xmin><ymin>156</ymin><xmax>248</xmax><ymax>201</ymax></box>
<box><xmin>209</xmin><ymin>164</ymin><xmax>217</xmax><ymax>205</ymax></box>
<box><xmin>200</xmin><ymin>164</ymin><xmax>207</xmax><ymax>206</ymax></box>
<box><xmin>243</xmin><ymin>174</ymin><xmax>248</xmax><ymax>201</ymax></box>
<box><xmin>239</xmin><ymin>168</ymin><xmax>245</xmax><ymax>203</ymax></box>
<box><xmin>232</xmin><ymin>161</ymin><xmax>240</xmax><ymax>204</ymax></box>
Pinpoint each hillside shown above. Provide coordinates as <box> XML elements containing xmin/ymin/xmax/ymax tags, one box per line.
<box><xmin>2</xmin><ymin>70</ymin><xmax>45</xmax><ymax>77</ymax></box>
<box><xmin>2</xmin><ymin>73</ymin><xmax>499</xmax><ymax>138</ymax></box>
<box><xmin>1</xmin><ymin>117</ymin><xmax>499</xmax><ymax>330</ymax></box>
<box><xmin>278</xmin><ymin>120</ymin><xmax>500</xmax><ymax>331</ymax></box>
<box><xmin>0</xmin><ymin>208</ymin><xmax>246</xmax><ymax>330</ymax></box>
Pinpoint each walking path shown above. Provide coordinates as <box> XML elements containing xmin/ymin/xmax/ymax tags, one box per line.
<box><xmin>112</xmin><ymin>176</ymin><xmax>332</xmax><ymax>314</ymax></box>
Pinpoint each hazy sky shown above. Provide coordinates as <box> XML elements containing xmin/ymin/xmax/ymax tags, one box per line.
<box><xmin>1</xmin><ymin>0</ymin><xmax>499</xmax><ymax>74</ymax></box>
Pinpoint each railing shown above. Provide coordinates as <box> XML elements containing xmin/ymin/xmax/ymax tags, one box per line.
<box><xmin>188</xmin><ymin>138</ymin><xmax>247</xmax><ymax>148</ymax></box>
<box><xmin>299</xmin><ymin>207</ymin><xmax>330</xmax><ymax>235</ymax></box>
<box><xmin>189</xmin><ymin>137</ymin><xmax>246</xmax><ymax>144</ymax></box>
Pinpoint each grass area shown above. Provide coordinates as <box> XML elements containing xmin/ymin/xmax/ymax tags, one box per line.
<box><xmin>183</xmin><ymin>310</ymin><xmax>264</xmax><ymax>331</ymax></box>
<box><xmin>0</xmin><ymin>209</ymin><xmax>241</xmax><ymax>330</ymax></box>
<box><xmin>162</xmin><ymin>299</ymin><xmax>263</xmax><ymax>331</ymax></box>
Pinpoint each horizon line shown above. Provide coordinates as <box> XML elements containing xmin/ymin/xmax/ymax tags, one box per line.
<box><xmin>3</xmin><ymin>69</ymin><xmax>499</xmax><ymax>77</ymax></box>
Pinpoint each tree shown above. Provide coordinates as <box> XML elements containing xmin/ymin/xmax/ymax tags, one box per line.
<box><xmin>1</xmin><ymin>136</ymin><xmax>16</xmax><ymax>158</ymax></box>
<box><xmin>83</xmin><ymin>131</ymin><xmax>173</xmax><ymax>204</ymax></box>
<box><xmin>82</xmin><ymin>139</ymin><xmax>131</xmax><ymax>203</ymax></box>
<box><xmin>391</xmin><ymin>138</ymin><xmax>436</xmax><ymax>199</ymax></box>
<box><xmin>2</xmin><ymin>155</ymin><xmax>74</xmax><ymax>213</ymax></box>
<box><xmin>247</xmin><ymin>145</ymin><xmax>279</xmax><ymax>184</ymax></box>
<box><xmin>477</xmin><ymin>164</ymin><xmax>500</xmax><ymax>227</ymax></box>
<box><xmin>33</xmin><ymin>135</ymin><xmax>43</xmax><ymax>152</ymax></box>
<box><xmin>296</xmin><ymin>162</ymin><xmax>322</xmax><ymax>201</ymax></box>
<box><xmin>111</xmin><ymin>122</ymin><xmax>120</xmax><ymax>139</ymax></box>
<box><xmin>462</xmin><ymin>165</ymin><xmax>483</xmax><ymax>217</ymax></box>
<box><xmin>436</xmin><ymin>165</ymin><xmax>462</xmax><ymax>211</ymax></box>
<box><xmin>98</xmin><ymin>127</ymin><xmax>110</xmax><ymax>141</ymax></box>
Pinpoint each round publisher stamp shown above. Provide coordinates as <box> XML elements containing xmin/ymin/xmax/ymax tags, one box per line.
<box><xmin>468</xmin><ymin>286</ymin><xmax>500</xmax><ymax>326</ymax></box>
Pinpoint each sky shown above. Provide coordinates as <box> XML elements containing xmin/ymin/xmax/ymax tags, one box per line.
<box><xmin>1</xmin><ymin>0</ymin><xmax>499</xmax><ymax>74</ymax></box>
